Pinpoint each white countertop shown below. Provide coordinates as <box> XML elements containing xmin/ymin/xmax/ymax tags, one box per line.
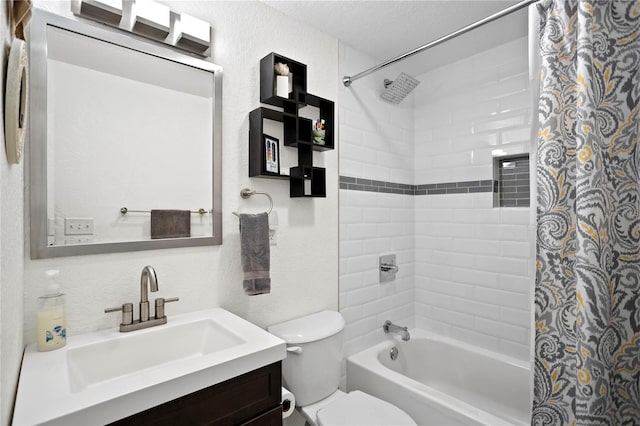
<box><xmin>13</xmin><ymin>308</ymin><xmax>286</xmax><ymax>425</ymax></box>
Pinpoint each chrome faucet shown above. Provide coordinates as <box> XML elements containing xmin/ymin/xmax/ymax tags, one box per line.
<box><xmin>383</xmin><ymin>320</ymin><xmax>410</xmax><ymax>341</ymax></box>
<box><xmin>139</xmin><ymin>265</ymin><xmax>158</xmax><ymax>322</ymax></box>
<box><xmin>105</xmin><ymin>265</ymin><xmax>179</xmax><ymax>332</ymax></box>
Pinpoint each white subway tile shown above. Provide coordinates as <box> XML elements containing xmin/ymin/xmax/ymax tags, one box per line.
<box><xmin>499</xmin><ymin>208</ymin><xmax>531</xmax><ymax>225</ymax></box>
<box><xmin>475</xmin><ymin>287</ymin><xmax>529</xmax><ymax>309</ymax></box>
<box><xmin>452</xmin><ymin>297</ymin><xmax>500</xmax><ymax>320</ymax></box>
<box><xmin>345</xmin><ymin>286</ymin><xmax>380</xmax><ymax>307</ymax></box>
<box><xmin>362</xmin><ymin>296</ymin><xmax>393</xmax><ymax>318</ymax></box>
<box><xmin>339</xmin><ymin>38</ymin><xmax>533</xmax><ymax>360</ymax></box>
<box><xmin>415</xmin><ymin>258</ymin><xmax>451</xmax><ymax>279</ymax></box>
<box><xmin>341</xmin><ymin>305</ymin><xmax>364</xmax><ymax>324</ymax></box>
<box><xmin>452</xmin><ymin>132</ymin><xmax>499</xmax><ymax>152</ymax></box>
<box><xmin>429</xmin><ymin>279</ymin><xmax>474</xmax><ymax>298</ymax></box>
<box><xmin>500</xmin><ymin>241</ymin><xmax>532</xmax><ymax>258</ymax></box>
<box><xmin>499</xmin><ymin>274</ymin><xmax>532</xmax><ymax>294</ymax></box>
<box><xmin>450</xmin><ymin>166</ymin><xmax>493</xmax><ymax>182</ymax></box>
<box><xmin>501</xmin><ymin>126</ymin><xmax>531</xmax><ymax>145</ymax></box>
<box><xmin>340</xmin><ymin>206</ymin><xmax>363</xmax><ymax>224</ymax></box>
<box><xmin>452</xmin><ymin>238</ymin><xmax>500</xmax><ymax>255</ymax></box>
<box><xmin>453</xmin><ymin>209</ymin><xmax>500</xmax><ymax>224</ymax></box>
<box><xmin>432</xmin><ymin>307</ymin><xmax>475</xmax><ymax>329</ymax></box>
<box><xmin>344</xmin><ymin>316</ymin><xmax>379</xmax><ymax>342</ymax></box>
<box><xmin>473</xmin><ymin>112</ymin><xmax>528</xmax><ymax>134</ymax></box>
<box><xmin>415</xmin><ymin>236</ymin><xmax>453</xmax><ymax>250</ymax></box>
<box><xmin>474</xmin><ymin>317</ymin><xmax>529</xmax><ymax>344</ymax></box>
<box><xmin>340</xmin><ymin>272</ymin><xmax>364</xmax><ymax>292</ymax></box>
<box><xmin>474</xmin><ymin>254</ymin><xmax>528</xmax><ymax>275</ymax></box>
<box><xmin>499</xmin><ymin>339</ymin><xmax>530</xmax><ymax>361</ymax></box>
<box><xmin>415</xmin><ymin>288</ymin><xmax>452</xmax><ymax>308</ymax></box>
<box><xmin>451</xmin><ymin>267</ymin><xmax>500</xmax><ymax>288</ymax></box>
<box><xmin>475</xmin><ymin>224</ymin><xmax>529</xmax><ymax>241</ymax></box>
<box><xmin>500</xmin><ymin>306</ymin><xmax>531</xmax><ymax>327</ymax></box>
<box><xmin>348</xmin><ymin>223</ymin><xmax>379</xmax><ymax>240</ymax></box>
<box><xmin>340</xmin><ymin>123</ymin><xmax>363</xmax><ymax>146</ymax></box>
<box><xmin>430</xmin><ymin>250</ymin><xmax>475</xmax><ymax>269</ymax></box>
<box><xmin>451</xmin><ymin>327</ymin><xmax>500</xmax><ymax>350</ymax></box>
<box><xmin>415</xmin><ymin>316</ymin><xmax>452</xmax><ymax>336</ymax></box>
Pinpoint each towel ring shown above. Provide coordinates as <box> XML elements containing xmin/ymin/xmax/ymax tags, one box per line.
<box><xmin>232</xmin><ymin>188</ymin><xmax>273</xmax><ymax>217</ymax></box>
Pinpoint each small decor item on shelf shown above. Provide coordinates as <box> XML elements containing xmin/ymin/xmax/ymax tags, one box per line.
<box><xmin>264</xmin><ymin>134</ymin><xmax>280</xmax><ymax>174</ymax></box>
<box><xmin>312</xmin><ymin>119</ymin><xmax>326</xmax><ymax>145</ymax></box>
<box><xmin>274</xmin><ymin>62</ymin><xmax>290</xmax><ymax>98</ymax></box>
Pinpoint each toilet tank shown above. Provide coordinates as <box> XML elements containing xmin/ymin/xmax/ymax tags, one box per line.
<box><xmin>268</xmin><ymin>311</ymin><xmax>345</xmax><ymax>406</ymax></box>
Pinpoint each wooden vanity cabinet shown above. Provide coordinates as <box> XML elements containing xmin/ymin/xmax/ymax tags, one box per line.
<box><xmin>110</xmin><ymin>362</ymin><xmax>282</xmax><ymax>426</ymax></box>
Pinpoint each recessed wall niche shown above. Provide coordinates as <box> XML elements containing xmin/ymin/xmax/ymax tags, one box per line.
<box><xmin>494</xmin><ymin>154</ymin><xmax>530</xmax><ymax>207</ymax></box>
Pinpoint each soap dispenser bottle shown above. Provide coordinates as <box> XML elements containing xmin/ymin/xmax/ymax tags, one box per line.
<box><xmin>37</xmin><ymin>270</ymin><xmax>67</xmax><ymax>352</ymax></box>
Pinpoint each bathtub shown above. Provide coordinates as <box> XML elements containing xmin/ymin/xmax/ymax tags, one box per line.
<box><xmin>347</xmin><ymin>329</ymin><xmax>531</xmax><ymax>425</ymax></box>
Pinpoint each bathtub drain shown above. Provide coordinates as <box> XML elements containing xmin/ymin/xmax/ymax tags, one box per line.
<box><xmin>390</xmin><ymin>346</ymin><xmax>398</xmax><ymax>361</ymax></box>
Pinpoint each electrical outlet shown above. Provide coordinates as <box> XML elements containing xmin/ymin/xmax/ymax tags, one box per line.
<box><xmin>64</xmin><ymin>218</ymin><xmax>94</xmax><ymax>235</ymax></box>
<box><xmin>269</xmin><ymin>229</ymin><xmax>277</xmax><ymax>246</ymax></box>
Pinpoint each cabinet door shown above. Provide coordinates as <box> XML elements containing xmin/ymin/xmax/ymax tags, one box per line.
<box><xmin>110</xmin><ymin>362</ymin><xmax>281</xmax><ymax>426</ymax></box>
<box><xmin>240</xmin><ymin>406</ymin><xmax>282</xmax><ymax>426</ymax></box>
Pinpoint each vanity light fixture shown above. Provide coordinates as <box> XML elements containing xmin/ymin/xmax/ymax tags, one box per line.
<box><xmin>71</xmin><ymin>0</ymin><xmax>212</xmax><ymax>57</ymax></box>
<box><xmin>70</xmin><ymin>0</ymin><xmax>123</xmax><ymax>27</ymax></box>
<box><xmin>131</xmin><ymin>0</ymin><xmax>170</xmax><ymax>41</ymax></box>
<box><xmin>174</xmin><ymin>12</ymin><xmax>211</xmax><ymax>55</ymax></box>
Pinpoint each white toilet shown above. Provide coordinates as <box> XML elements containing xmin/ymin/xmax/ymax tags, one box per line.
<box><xmin>268</xmin><ymin>311</ymin><xmax>416</xmax><ymax>426</ymax></box>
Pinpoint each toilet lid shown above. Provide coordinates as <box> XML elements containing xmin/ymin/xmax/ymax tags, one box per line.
<box><xmin>316</xmin><ymin>391</ymin><xmax>416</xmax><ymax>426</ymax></box>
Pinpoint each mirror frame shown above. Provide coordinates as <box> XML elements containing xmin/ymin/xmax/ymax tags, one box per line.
<box><xmin>29</xmin><ymin>9</ymin><xmax>223</xmax><ymax>258</ymax></box>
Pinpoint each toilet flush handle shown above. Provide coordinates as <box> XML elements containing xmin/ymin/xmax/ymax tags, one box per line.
<box><xmin>286</xmin><ymin>346</ymin><xmax>302</xmax><ymax>355</ymax></box>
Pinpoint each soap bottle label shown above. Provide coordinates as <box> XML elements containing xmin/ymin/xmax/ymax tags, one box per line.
<box><xmin>37</xmin><ymin>306</ymin><xmax>66</xmax><ymax>351</ymax></box>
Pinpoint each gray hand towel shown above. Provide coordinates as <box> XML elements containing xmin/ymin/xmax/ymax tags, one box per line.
<box><xmin>239</xmin><ymin>212</ymin><xmax>271</xmax><ymax>295</ymax></box>
<box><xmin>151</xmin><ymin>210</ymin><xmax>191</xmax><ymax>239</ymax></box>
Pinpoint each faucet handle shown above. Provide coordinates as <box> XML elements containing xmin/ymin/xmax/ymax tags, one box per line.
<box><xmin>154</xmin><ymin>297</ymin><xmax>179</xmax><ymax>319</ymax></box>
<box><xmin>105</xmin><ymin>303</ymin><xmax>134</xmax><ymax>325</ymax></box>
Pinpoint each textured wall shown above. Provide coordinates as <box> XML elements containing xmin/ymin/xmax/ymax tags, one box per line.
<box><xmin>4</xmin><ymin>5</ymin><xmax>339</xmax><ymax>422</ymax></box>
<box><xmin>1</xmin><ymin>1</ymin><xmax>26</xmax><ymax>424</ymax></box>
<box><xmin>338</xmin><ymin>41</ymin><xmax>415</xmax><ymax>377</ymax></box>
<box><xmin>413</xmin><ymin>37</ymin><xmax>533</xmax><ymax>360</ymax></box>
<box><xmin>23</xmin><ymin>0</ymin><xmax>338</xmax><ymax>339</ymax></box>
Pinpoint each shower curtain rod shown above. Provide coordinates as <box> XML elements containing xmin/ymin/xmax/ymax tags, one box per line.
<box><xmin>342</xmin><ymin>0</ymin><xmax>538</xmax><ymax>87</ymax></box>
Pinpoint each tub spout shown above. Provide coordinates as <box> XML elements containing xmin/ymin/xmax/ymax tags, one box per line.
<box><xmin>383</xmin><ymin>320</ymin><xmax>410</xmax><ymax>341</ymax></box>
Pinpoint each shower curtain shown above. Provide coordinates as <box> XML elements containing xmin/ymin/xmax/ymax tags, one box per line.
<box><xmin>533</xmin><ymin>0</ymin><xmax>640</xmax><ymax>425</ymax></box>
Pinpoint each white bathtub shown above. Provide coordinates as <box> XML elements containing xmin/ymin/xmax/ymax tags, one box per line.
<box><xmin>347</xmin><ymin>330</ymin><xmax>531</xmax><ymax>425</ymax></box>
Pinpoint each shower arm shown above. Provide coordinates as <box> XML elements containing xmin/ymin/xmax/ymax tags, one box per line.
<box><xmin>342</xmin><ymin>0</ymin><xmax>538</xmax><ymax>87</ymax></box>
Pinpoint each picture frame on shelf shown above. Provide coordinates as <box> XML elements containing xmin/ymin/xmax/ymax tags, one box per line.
<box><xmin>264</xmin><ymin>134</ymin><xmax>280</xmax><ymax>175</ymax></box>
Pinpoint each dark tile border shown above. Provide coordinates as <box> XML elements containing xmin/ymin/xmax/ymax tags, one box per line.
<box><xmin>339</xmin><ymin>176</ymin><xmax>495</xmax><ymax>196</ymax></box>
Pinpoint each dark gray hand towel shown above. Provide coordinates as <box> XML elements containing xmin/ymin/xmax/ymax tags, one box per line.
<box><xmin>239</xmin><ymin>212</ymin><xmax>271</xmax><ymax>295</ymax></box>
<box><xmin>151</xmin><ymin>210</ymin><xmax>191</xmax><ymax>239</ymax></box>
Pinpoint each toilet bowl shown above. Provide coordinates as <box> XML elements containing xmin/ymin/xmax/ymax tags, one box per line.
<box><xmin>301</xmin><ymin>389</ymin><xmax>416</xmax><ymax>426</ymax></box>
<box><xmin>268</xmin><ymin>311</ymin><xmax>416</xmax><ymax>426</ymax></box>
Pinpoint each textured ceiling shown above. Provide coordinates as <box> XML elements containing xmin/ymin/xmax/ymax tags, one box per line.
<box><xmin>261</xmin><ymin>0</ymin><xmax>528</xmax><ymax>76</ymax></box>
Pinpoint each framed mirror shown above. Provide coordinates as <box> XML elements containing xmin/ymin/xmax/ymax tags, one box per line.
<box><xmin>29</xmin><ymin>10</ymin><xmax>222</xmax><ymax>258</ymax></box>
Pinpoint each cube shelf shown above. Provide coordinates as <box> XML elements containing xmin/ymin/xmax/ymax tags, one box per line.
<box><xmin>260</xmin><ymin>53</ymin><xmax>307</xmax><ymax>112</ymax></box>
<box><xmin>290</xmin><ymin>167</ymin><xmax>326</xmax><ymax>198</ymax></box>
<box><xmin>250</xmin><ymin>52</ymin><xmax>335</xmax><ymax>197</ymax></box>
<box><xmin>248</xmin><ymin>108</ymin><xmax>290</xmax><ymax>179</ymax></box>
<box><xmin>294</xmin><ymin>92</ymin><xmax>335</xmax><ymax>151</ymax></box>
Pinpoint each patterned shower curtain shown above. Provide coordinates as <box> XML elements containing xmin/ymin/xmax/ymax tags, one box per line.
<box><xmin>533</xmin><ymin>0</ymin><xmax>640</xmax><ymax>425</ymax></box>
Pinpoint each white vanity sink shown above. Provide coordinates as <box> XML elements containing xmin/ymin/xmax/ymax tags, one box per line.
<box><xmin>13</xmin><ymin>308</ymin><xmax>286</xmax><ymax>425</ymax></box>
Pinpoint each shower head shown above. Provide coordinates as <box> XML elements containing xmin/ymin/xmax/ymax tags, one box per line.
<box><xmin>381</xmin><ymin>72</ymin><xmax>420</xmax><ymax>104</ymax></box>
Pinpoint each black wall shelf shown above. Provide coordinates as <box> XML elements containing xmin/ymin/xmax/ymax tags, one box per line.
<box><xmin>250</xmin><ymin>52</ymin><xmax>334</xmax><ymax>197</ymax></box>
<box><xmin>260</xmin><ymin>53</ymin><xmax>307</xmax><ymax>113</ymax></box>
